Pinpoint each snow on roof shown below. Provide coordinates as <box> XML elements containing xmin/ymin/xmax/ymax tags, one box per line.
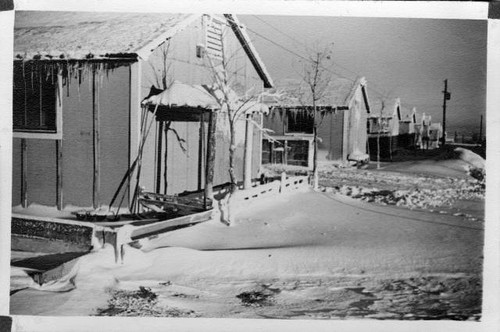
<box><xmin>368</xmin><ymin>98</ymin><xmax>401</xmax><ymax>118</ymax></box>
<box><xmin>399</xmin><ymin>106</ymin><xmax>415</xmax><ymax>122</ymax></box>
<box><xmin>142</xmin><ymin>81</ymin><xmax>220</xmax><ymax>110</ymax></box>
<box><xmin>14</xmin><ymin>11</ymin><xmax>195</xmax><ymax>60</ymax></box>
<box><xmin>142</xmin><ymin>81</ymin><xmax>269</xmax><ymax>115</ymax></box>
<box><xmin>265</xmin><ymin>76</ymin><xmax>364</xmax><ymax>109</ymax></box>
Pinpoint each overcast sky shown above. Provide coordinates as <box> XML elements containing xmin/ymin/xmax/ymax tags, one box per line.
<box><xmin>240</xmin><ymin>15</ymin><xmax>487</xmax><ymax>135</ymax></box>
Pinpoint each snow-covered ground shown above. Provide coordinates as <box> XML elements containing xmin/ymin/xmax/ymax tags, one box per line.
<box><xmin>10</xmin><ymin>149</ymin><xmax>485</xmax><ymax>319</ymax></box>
<box><xmin>318</xmin><ymin>150</ymin><xmax>485</xmax><ymax>222</ymax></box>
<box><xmin>10</xmin><ymin>184</ymin><xmax>483</xmax><ymax>319</ymax></box>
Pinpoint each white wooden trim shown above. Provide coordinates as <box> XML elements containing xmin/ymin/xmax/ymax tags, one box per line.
<box><xmin>13</xmin><ymin>131</ymin><xmax>62</xmax><ymax>140</ymax></box>
<box><xmin>129</xmin><ymin>61</ymin><xmax>142</xmax><ymax>208</ymax></box>
<box><xmin>258</xmin><ymin>113</ymin><xmax>263</xmax><ymax>175</ymax></box>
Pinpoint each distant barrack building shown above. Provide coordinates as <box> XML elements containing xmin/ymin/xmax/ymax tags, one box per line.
<box><xmin>262</xmin><ymin>76</ymin><xmax>371</xmax><ymax>168</ymax></box>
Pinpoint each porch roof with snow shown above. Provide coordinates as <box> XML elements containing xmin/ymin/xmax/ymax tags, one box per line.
<box><xmin>142</xmin><ymin>81</ymin><xmax>219</xmax><ymax>122</ymax></box>
<box><xmin>142</xmin><ymin>81</ymin><xmax>269</xmax><ymax>122</ymax></box>
<box><xmin>264</xmin><ymin>76</ymin><xmax>369</xmax><ymax>111</ymax></box>
<box><xmin>13</xmin><ymin>11</ymin><xmax>273</xmax><ymax>87</ymax></box>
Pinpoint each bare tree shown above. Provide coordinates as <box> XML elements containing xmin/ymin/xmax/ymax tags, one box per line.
<box><xmin>203</xmin><ymin>43</ymin><xmax>282</xmax><ymax>224</ymax></box>
<box><xmin>204</xmin><ymin>44</ymin><xmax>282</xmax><ymax>192</ymax></box>
<box><xmin>297</xmin><ymin>44</ymin><xmax>334</xmax><ymax>189</ymax></box>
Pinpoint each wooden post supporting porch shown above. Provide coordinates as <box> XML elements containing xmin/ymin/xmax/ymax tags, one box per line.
<box><xmin>128</xmin><ymin>61</ymin><xmax>142</xmax><ymax>210</ymax></box>
<box><xmin>156</xmin><ymin>121</ymin><xmax>164</xmax><ymax>194</ymax></box>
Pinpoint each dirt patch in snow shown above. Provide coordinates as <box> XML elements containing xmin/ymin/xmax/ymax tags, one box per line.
<box><xmin>95</xmin><ymin>286</ymin><xmax>198</xmax><ymax>317</ymax></box>
<box><xmin>92</xmin><ymin>275</ymin><xmax>481</xmax><ymax>320</ymax></box>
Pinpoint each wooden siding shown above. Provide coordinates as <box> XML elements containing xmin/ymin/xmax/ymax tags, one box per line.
<box><xmin>139</xmin><ymin>15</ymin><xmax>265</xmax><ymax>194</ymax></box>
<box><xmin>164</xmin><ymin>121</ymin><xmax>202</xmax><ymax>194</ymax></box>
<box><xmin>251</xmin><ymin>113</ymin><xmax>262</xmax><ymax>177</ymax></box>
<box><xmin>96</xmin><ymin>66</ymin><xmax>130</xmax><ymax>207</ymax></box>
<box><xmin>61</xmin><ymin>70</ymin><xmax>94</xmax><ymax>208</ymax></box>
<box><xmin>26</xmin><ymin>139</ymin><xmax>57</xmax><ymax>206</ymax></box>
<box><xmin>12</xmin><ymin>139</ymin><xmax>22</xmax><ymax>206</ymax></box>
<box><xmin>263</xmin><ymin>111</ymin><xmax>285</xmax><ymax>136</ymax></box>
<box><xmin>317</xmin><ymin>110</ymin><xmax>345</xmax><ymax>161</ymax></box>
<box><xmin>12</xmin><ymin>64</ymin><xmax>131</xmax><ymax>209</ymax></box>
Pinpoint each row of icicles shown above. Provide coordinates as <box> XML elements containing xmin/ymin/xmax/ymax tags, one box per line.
<box><xmin>14</xmin><ymin>60</ymin><xmax>131</xmax><ymax>99</ymax></box>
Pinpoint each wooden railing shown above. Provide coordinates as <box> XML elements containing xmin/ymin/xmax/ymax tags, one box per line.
<box><xmin>230</xmin><ymin>173</ymin><xmax>310</xmax><ymax>205</ymax></box>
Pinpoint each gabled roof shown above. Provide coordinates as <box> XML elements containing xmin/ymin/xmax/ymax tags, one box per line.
<box><xmin>13</xmin><ymin>11</ymin><xmax>274</xmax><ymax>88</ymax></box>
<box><xmin>368</xmin><ymin>98</ymin><xmax>401</xmax><ymax>118</ymax></box>
<box><xmin>265</xmin><ymin>76</ymin><xmax>367</xmax><ymax>109</ymax></box>
<box><xmin>400</xmin><ymin>107</ymin><xmax>417</xmax><ymax>123</ymax></box>
<box><xmin>415</xmin><ymin>112</ymin><xmax>432</xmax><ymax>126</ymax></box>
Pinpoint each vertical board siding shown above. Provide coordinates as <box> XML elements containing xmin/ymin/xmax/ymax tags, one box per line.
<box><xmin>317</xmin><ymin>112</ymin><xmax>332</xmax><ymax>161</ymax></box>
<box><xmin>251</xmin><ymin>113</ymin><xmax>261</xmax><ymax>178</ymax></box>
<box><xmin>56</xmin><ymin>139</ymin><xmax>63</xmax><ymax>210</ymax></box>
<box><xmin>12</xmin><ymin>138</ymin><xmax>22</xmax><ymax>206</ymax></box>
<box><xmin>26</xmin><ymin>139</ymin><xmax>57</xmax><ymax>206</ymax></box>
<box><xmin>98</xmin><ymin>66</ymin><xmax>131</xmax><ymax>208</ymax></box>
<box><xmin>62</xmin><ymin>73</ymin><xmax>94</xmax><ymax>208</ymax></box>
<box><xmin>263</xmin><ymin>112</ymin><xmax>285</xmax><ymax>136</ymax></box>
<box><xmin>138</xmin><ymin>109</ymin><xmax>157</xmax><ymax>194</ymax></box>
<box><xmin>139</xmin><ymin>16</ymin><xmax>265</xmax><ymax>194</ymax></box>
<box><xmin>92</xmin><ymin>70</ymin><xmax>100</xmax><ymax>209</ymax></box>
<box><xmin>166</xmin><ymin>122</ymin><xmax>182</xmax><ymax>195</ymax></box>
<box><xmin>233</xmin><ymin>118</ymin><xmax>246</xmax><ymax>181</ymax></box>
<box><xmin>162</xmin><ymin>121</ymin><xmax>201</xmax><ymax>195</ymax></box>
<box><xmin>323</xmin><ymin>111</ymin><xmax>344</xmax><ymax>161</ymax></box>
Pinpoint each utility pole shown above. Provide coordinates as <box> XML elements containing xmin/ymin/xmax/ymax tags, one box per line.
<box><xmin>441</xmin><ymin>79</ymin><xmax>450</xmax><ymax>147</ymax></box>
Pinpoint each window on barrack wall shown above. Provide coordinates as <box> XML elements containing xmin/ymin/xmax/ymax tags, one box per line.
<box><xmin>13</xmin><ymin>61</ymin><xmax>58</xmax><ymax>133</ymax></box>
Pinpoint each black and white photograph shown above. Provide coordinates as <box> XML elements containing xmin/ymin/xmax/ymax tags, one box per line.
<box><xmin>1</xmin><ymin>1</ymin><xmax>498</xmax><ymax>331</ymax></box>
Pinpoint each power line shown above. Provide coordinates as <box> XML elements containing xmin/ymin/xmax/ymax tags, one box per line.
<box><xmin>247</xmin><ymin>15</ymin><xmax>387</xmax><ymax>97</ymax></box>
<box><xmin>236</xmin><ymin>15</ymin><xmax>472</xmax><ymax>108</ymax></box>
<box><xmin>244</xmin><ymin>16</ymin><xmax>392</xmax><ymax>100</ymax></box>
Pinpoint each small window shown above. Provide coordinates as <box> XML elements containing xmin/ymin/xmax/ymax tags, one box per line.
<box><xmin>205</xmin><ymin>16</ymin><xmax>224</xmax><ymax>59</ymax></box>
<box><xmin>13</xmin><ymin>61</ymin><xmax>62</xmax><ymax>139</ymax></box>
<box><xmin>286</xmin><ymin>111</ymin><xmax>314</xmax><ymax>134</ymax></box>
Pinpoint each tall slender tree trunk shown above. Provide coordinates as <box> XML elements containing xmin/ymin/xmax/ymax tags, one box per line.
<box><xmin>312</xmin><ymin>104</ymin><xmax>319</xmax><ymax>190</ymax></box>
<box><xmin>312</xmin><ymin>126</ymin><xmax>319</xmax><ymax>189</ymax></box>
<box><xmin>228</xmin><ymin>112</ymin><xmax>237</xmax><ymax>192</ymax></box>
